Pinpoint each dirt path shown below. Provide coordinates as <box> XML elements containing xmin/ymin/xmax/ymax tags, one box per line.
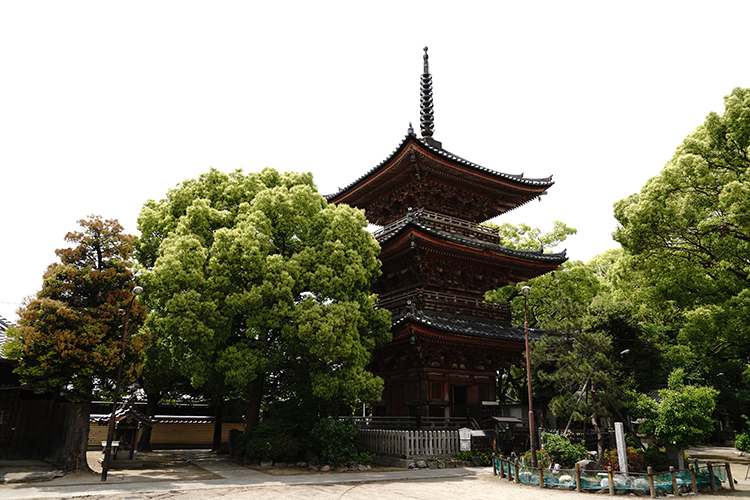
<box><xmin>37</xmin><ymin>473</ymin><xmax>750</xmax><ymax>500</ymax></box>
<box><xmin>3</xmin><ymin>446</ymin><xmax>749</xmax><ymax>500</ymax></box>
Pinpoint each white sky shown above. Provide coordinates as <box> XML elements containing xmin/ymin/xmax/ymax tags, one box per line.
<box><xmin>2</xmin><ymin>1</ymin><xmax>749</xmax><ymax>322</ymax></box>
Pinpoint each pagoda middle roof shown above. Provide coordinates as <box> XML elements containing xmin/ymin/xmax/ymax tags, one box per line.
<box><xmin>376</xmin><ymin>211</ymin><xmax>567</xmax><ymax>265</ymax></box>
<box><xmin>326</xmin><ymin>133</ymin><xmax>554</xmax><ymax>224</ymax></box>
<box><xmin>392</xmin><ymin>307</ymin><xmax>543</xmax><ymax>343</ymax></box>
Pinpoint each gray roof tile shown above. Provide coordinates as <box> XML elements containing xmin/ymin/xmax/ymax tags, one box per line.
<box><xmin>392</xmin><ymin>308</ymin><xmax>542</xmax><ymax>342</ymax></box>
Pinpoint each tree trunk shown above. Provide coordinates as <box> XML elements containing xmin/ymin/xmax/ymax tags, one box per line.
<box><xmin>245</xmin><ymin>382</ymin><xmax>263</xmax><ymax>432</ymax></box>
<box><xmin>591</xmin><ymin>412</ymin><xmax>604</xmax><ymax>463</ymax></box>
<box><xmin>212</xmin><ymin>403</ymin><xmax>223</xmax><ymax>451</ymax></box>
<box><xmin>137</xmin><ymin>391</ymin><xmax>160</xmax><ymax>452</ymax></box>
<box><xmin>49</xmin><ymin>399</ymin><xmax>93</xmax><ymax>472</ymax></box>
<box><xmin>665</xmin><ymin>445</ymin><xmax>686</xmax><ymax>469</ymax></box>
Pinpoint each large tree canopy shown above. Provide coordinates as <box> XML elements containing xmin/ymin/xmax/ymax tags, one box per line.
<box><xmin>486</xmin><ymin>220</ymin><xmax>576</xmax><ymax>252</ymax></box>
<box><xmin>137</xmin><ymin>168</ymin><xmax>391</xmax><ymax>428</ymax></box>
<box><xmin>613</xmin><ymin>87</ymin><xmax>750</xmax><ymax>331</ymax></box>
<box><xmin>486</xmin><ymin>259</ymin><xmax>601</xmax><ymax>334</ymax></box>
<box><xmin>613</xmin><ymin>87</ymin><xmax>750</xmax><ymax>422</ymax></box>
<box><xmin>4</xmin><ymin>216</ymin><xmax>145</xmax><ymax>470</ymax></box>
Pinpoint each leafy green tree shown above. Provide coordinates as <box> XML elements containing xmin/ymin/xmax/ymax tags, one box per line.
<box><xmin>586</xmin><ymin>248</ymin><xmax>622</xmax><ymax>285</ymax></box>
<box><xmin>486</xmin><ymin>220</ymin><xmax>576</xmax><ymax>251</ymax></box>
<box><xmin>613</xmin><ymin>87</ymin><xmax>750</xmax><ymax>426</ymax></box>
<box><xmin>486</xmin><ymin>260</ymin><xmax>601</xmax><ymax>333</ymax></box>
<box><xmin>487</xmin><ymin>246</ymin><xmax>651</xmax><ymax>458</ymax></box>
<box><xmin>135</xmin><ymin>337</ymin><xmax>192</xmax><ymax>451</ymax></box>
<box><xmin>137</xmin><ymin>168</ymin><xmax>391</xmax><ymax>433</ymax></box>
<box><xmin>532</xmin><ymin>330</ymin><xmax>623</xmax><ymax>460</ymax></box>
<box><xmin>585</xmin><ymin>294</ymin><xmax>662</xmax><ymax>393</ymax></box>
<box><xmin>627</xmin><ymin>369</ymin><xmax>718</xmax><ymax>468</ymax></box>
<box><xmin>4</xmin><ymin>216</ymin><xmax>145</xmax><ymax>471</ymax></box>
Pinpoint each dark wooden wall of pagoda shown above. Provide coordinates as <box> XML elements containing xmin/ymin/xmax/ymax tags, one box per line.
<box><xmin>327</xmin><ymin>62</ymin><xmax>563</xmax><ymax>425</ymax></box>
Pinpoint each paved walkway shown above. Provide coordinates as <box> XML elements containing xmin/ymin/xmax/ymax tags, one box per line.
<box><xmin>0</xmin><ymin>450</ymin><xmax>492</xmax><ymax>500</ymax></box>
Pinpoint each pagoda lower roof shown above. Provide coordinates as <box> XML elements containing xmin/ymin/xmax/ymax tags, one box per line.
<box><xmin>377</xmin><ymin>213</ymin><xmax>567</xmax><ymax>265</ymax></box>
<box><xmin>326</xmin><ymin>133</ymin><xmax>554</xmax><ymax>224</ymax></box>
<box><xmin>392</xmin><ymin>307</ymin><xmax>543</xmax><ymax>343</ymax></box>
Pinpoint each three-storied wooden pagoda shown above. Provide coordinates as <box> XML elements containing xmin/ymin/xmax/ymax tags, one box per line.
<box><xmin>328</xmin><ymin>48</ymin><xmax>566</xmax><ymax>423</ymax></box>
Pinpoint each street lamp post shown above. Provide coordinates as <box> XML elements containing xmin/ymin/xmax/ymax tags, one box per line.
<box><xmin>522</xmin><ymin>285</ymin><xmax>538</xmax><ymax>468</ymax></box>
<box><xmin>101</xmin><ymin>286</ymin><xmax>143</xmax><ymax>481</ymax></box>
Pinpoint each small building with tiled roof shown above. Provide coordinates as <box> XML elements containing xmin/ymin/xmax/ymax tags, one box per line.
<box><xmin>329</xmin><ymin>48</ymin><xmax>566</xmax><ymax>423</ymax></box>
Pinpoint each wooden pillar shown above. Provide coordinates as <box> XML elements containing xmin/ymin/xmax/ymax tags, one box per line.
<box><xmin>647</xmin><ymin>466</ymin><xmax>656</xmax><ymax>498</ymax></box>
<box><xmin>574</xmin><ymin>463</ymin><xmax>582</xmax><ymax>492</ymax></box>
<box><xmin>670</xmin><ymin>466</ymin><xmax>679</xmax><ymax>496</ymax></box>
<box><xmin>689</xmin><ymin>463</ymin><xmax>698</xmax><ymax>494</ymax></box>
<box><xmin>725</xmin><ymin>462</ymin><xmax>735</xmax><ymax>490</ymax></box>
<box><xmin>538</xmin><ymin>465</ymin><xmax>544</xmax><ymax>488</ymax></box>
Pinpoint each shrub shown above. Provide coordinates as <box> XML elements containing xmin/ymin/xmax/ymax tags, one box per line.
<box><xmin>602</xmin><ymin>446</ymin><xmax>669</xmax><ymax>473</ymax></box>
<box><xmin>734</xmin><ymin>415</ymin><xmax>750</xmax><ymax>452</ymax></box>
<box><xmin>475</xmin><ymin>448</ymin><xmax>494</xmax><ymax>466</ymax></box>
<box><xmin>521</xmin><ymin>449</ymin><xmax>551</xmax><ymax>468</ymax></box>
<box><xmin>642</xmin><ymin>446</ymin><xmax>670</xmax><ymax>471</ymax></box>
<box><xmin>455</xmin><ymin>448</ymin><xmax>494</xmax><ymax>465</ymax></box>
<box><xmin>311</xmin><ymin>417</ymin><xmax>362</xmax><ymax>467</ymax></box>
<box><xmin>356</xmin><ymin>451</ymin><xmax>373</xmax><ymax>465</ymax></box>
<box><xmin>541</xmin><ymin>433</ymin><xmax>589</xmax><ymax>468</ymax></box>
<box><xmin>602</xmin><ymin>447</ymin><xmax>646</xmax><ymax>472</ymax></box>
<box><xmin>735</xmin><ymin>432</ymin><xmax>750</xmax><ymax>452</ymax></box>
<box><xmin>236</xmin><ymin>419</ymin><xmax>303</xmax><ymax>463</ymax></box>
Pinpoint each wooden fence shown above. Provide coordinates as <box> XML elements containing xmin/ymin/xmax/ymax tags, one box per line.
<box><xmin>359</xmin><ymin>428</ymin><xmax>459</xmax><ymax>458</ymax></box>
<box><xmin>351</xmin><ymin>415</ymin><xmax>473</xmax><ymax>429</ymax></box>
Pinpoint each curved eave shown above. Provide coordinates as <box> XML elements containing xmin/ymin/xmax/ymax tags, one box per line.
<box><xmin>391</xmin><ymin>309</ymin><xmax>543</xmax><ymax>343</ymax></box>
<box><xmin>326</xmin><ymin>134</ymin><xmax>554</xmax><ymax>205</ymax></box>
<box><xmin>378</xmin><ymin>219</ymin><xmax>568</xmax><ymax>265</ymax></box>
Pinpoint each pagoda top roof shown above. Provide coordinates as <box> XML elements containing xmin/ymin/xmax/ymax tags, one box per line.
<box><xmin>327</xmin><ymin>131</ymin><xmax>553</xmax><ymax>195</ymax></box>
<box><xmin>326</xmin><ymin>133</ymin><xmax>554</xmax><ymax>225</ymax></box>
<box><xmin>392</xmin><ymin>307</ymin><xmax>543</xmax><ymax>343</ymax></box>
<box><xmin>328</xmin><ymin>48</ymin><xmax>555</xmax><ymax>225</ymax></box>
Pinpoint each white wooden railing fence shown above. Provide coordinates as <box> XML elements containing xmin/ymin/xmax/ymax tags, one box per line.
<box><xmin>359</xmin><ymin>429</ymin><xmax>459</xmax><ymax>458</ymax></box>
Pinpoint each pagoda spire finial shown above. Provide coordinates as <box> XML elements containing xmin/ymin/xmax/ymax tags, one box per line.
<box><xmin>420</xmin><ymin>46</ymin><xmax>435</xmax><ymax>140</ymax></box>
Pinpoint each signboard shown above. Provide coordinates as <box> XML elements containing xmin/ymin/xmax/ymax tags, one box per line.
<box><xmin>615</xmin><ymin>422</ymin><xmax>628</xmax><ymax>473</ymax></box>
<box><xmin>459</xmin><ymin>427</ymin><xmax>472</xmax><ymax>452</ymax></box>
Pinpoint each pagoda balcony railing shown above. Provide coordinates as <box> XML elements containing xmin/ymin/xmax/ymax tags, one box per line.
<box><xmin>373</xmin><ymin>208</ymin><xmax>501</xmax><ymax>244</ymax></box>
<box><xmin>377</xmin><ymin>288</ymin><xmax>510</xmax><ymax>321</ymax></box>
